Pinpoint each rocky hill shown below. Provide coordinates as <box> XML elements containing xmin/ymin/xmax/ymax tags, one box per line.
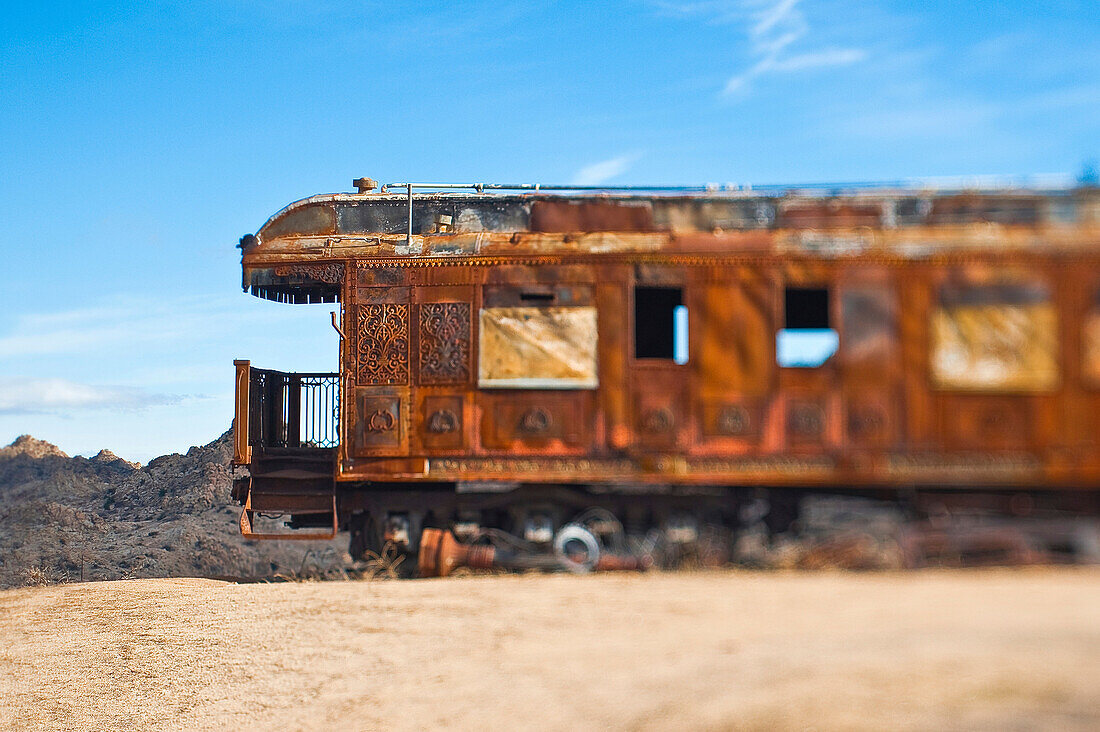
<box><xmin>0</xmin><ymin>435</ymin><xmax>69</xmax><ymax>460</ymax></box>
<box><xmin>5</xmin><ymin>432</ymin><xmax>1097</xmax><ymax>587</ymax></box>
<box><xmin>0</xmin><ymin>430</ymin><xmax>347</xmax><ymax>588</ymax></box>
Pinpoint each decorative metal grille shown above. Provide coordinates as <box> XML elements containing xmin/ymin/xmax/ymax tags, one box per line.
<box><xmin>356</xmin><ymin>303</ymin><xmax>410</xmax><ymax>385</ymax></box>
<box><xmin>419</xmin><ymin>302</ymin><xmax>471</xmax><ymax>384</ymax></box>
<box><xmin>249</xmin><ymin>369</ymin><xmax>340</xmax><ymax>449</ymax></box>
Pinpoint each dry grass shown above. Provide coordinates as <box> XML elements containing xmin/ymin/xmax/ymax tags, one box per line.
<box><xmin>354</xmin><ymin>542</ymin><xmax>407</xmax><ymax>580</ymax></box>
<box><xmin>16</xmin><ymin>566</ymin><xmax>66</xmax><ymax>588</ymax></box>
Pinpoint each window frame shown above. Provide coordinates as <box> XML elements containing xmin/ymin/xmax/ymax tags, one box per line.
<box><xmin>776</xmin><ymin>284</ymin><xmax>839</xmax><ymax>369</ymax></box>
<box><xmin>633</xmin><ymin>284</ymin><xmax>689</xmax><ymax>364</ymax></box>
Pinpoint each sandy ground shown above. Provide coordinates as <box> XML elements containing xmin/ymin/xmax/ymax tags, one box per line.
<box><xmin>1</xmin><ymin>570</ymin><xmax>1099</xmax><ymax>731</ymax></box>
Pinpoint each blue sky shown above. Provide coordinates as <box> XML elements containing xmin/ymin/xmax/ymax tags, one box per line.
<box><xmin>2</xmin><ymin>1</ymin><xmax>1098</xmax><ymax>461</ymax></box>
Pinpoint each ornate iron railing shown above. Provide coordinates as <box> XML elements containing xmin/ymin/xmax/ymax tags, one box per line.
<box><xmin>245</xmin><ymin>367</ymin><xmax>340</xmax><ymax>451</ymax></box>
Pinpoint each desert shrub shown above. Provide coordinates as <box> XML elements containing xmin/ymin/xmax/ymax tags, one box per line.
<box><xmin>19</xmin><ymin>565</ymin><xmax>64</xmax><ymax>587</ymax></box>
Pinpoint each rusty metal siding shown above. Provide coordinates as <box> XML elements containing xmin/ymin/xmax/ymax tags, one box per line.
<box><xmin>238</xmin><ymin>186</ymin><xmax>1100</xmax><ymax>489</ymax></box>
<box><xmin>776</xmin><ymin>201</ymin><xmax>883</xmax><ymax>229</ymax></box>
<box><xmin>480</xmin><ymin>392</ymin><xmax>593</xmax><ymax>454</ymax></box>
<box><xmin>262</xmin><ymin>203</ymin><xmax>336</xmax><ymax>239</ymax></box>
<box><xmin>651</xmin><ymin>198</ymin><xmax>767</xmax><ymax>232</ymax></box>
<box><xmin>692</xmin><ymin>278</ymin><xmax>773</xmax><ymax>397</ymax></box>
<box><xmin>596</xmin><ymin>275</ymin><xmax>630</xmax><ymax>451</ymax></box>
<box><xmin>329</xmin><ymin>256</ymin><xmax>1100</xmax><ymax>487</ymax></box>
<box><xmin>336</xmin><ymin>198</ymin><xmax>531</xmax><ymax>236</ymax></box>
<box><xmin>530</xmin><ymin>199</ymin><xmax>654</xmax><ymax>233</ymax></box>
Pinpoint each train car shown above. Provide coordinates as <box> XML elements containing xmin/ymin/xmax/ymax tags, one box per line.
<box><xmin>231</xmin><ymin>178</ymin><xmax>1100</xmax><ymax>571</ymax></box>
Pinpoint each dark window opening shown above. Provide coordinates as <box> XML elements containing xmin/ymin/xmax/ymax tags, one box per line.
<box><xmin>785</xmin><ymin>287</ymin><xmax>831</xmax><ymax>330</ymax></box>
<box><xmin>519</xmin><ymin>291</ymin><xmax>556</xmax><ymax>303</ymax></box>
<box><xmin>635</xmin><ymin>286</ymin><xmax>688</xmax><ymax>362</ymax></box>
<box><xmin>778</xmin><ymin>286</ymin><xmax>837</xmax><ymax>368</ymax></box>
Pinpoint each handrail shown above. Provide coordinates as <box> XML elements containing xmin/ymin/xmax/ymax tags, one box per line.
<box><xmin>244</xmin><ymin>367</ymin><xmax>340</xmax><ymax>451</ymax></box>
<box><xmin>250</xmin><ymin>368</ymin><xmax>342</xmax><ymax>379</ymax></box>
<box><xmin>381</xmin><ymin>182</ymin><xmax>714</xmax><ymax>193</ymax></box>
<box><xmin>379</xmin><ymin>175</ymin><xmax>1079</xmax><ymax>196</ymax></box>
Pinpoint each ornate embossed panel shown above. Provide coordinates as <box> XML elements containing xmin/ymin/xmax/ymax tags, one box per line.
<box><xmin>701</xmin><ymin>400</ymin><xmax>764</xmax><ymax>442</ymax></box>
<box><xmin>353</xmin><ymin>390</ymin><xmax>406</xmax><ymax>456</ymax></box>
<box><xmin>481</xmin><ymin>393</ymin><xmax>590</xmax><ymax>452</ymax></box>
<box><xmin>788</xmin><ymin>400</ymin><xmax>825</xmax><ymax>441</ymax></box>
<box><xmin>939</xmin><ymin>396</ymin><xmax>1030</xmax><ymax>451</ymax></box>
<box><xmin>631</xmin><ymin>366</ymin><xmax>689</xmax><ymax>450</ymax></box>
<box><xmin>273</xmin><ymin>262</ymin><xmax>345</xmax><ymax>284</ymax></box>
<box><xmin>779</xmin><ymin>395</ymin><xmax>838</xmax><ymax>450</ymax></box>
<box><xmin>845</xmin><ymin>390</ymin><xmax>898</xmax><ymax>449</ymax></box>
<box><xmin>419</xmin><ymin>302</ymin><xmax>471</xmax><ymax>384</ymax></box>
<box><xmin>420</xmin><ymin>395</ymin><xmax>464</xmax><ymax>450</ymax></box>
<box><xmin>356</xmin><ymin>304</ymin><xmax>409</xmax><ymax>385</ymax></box>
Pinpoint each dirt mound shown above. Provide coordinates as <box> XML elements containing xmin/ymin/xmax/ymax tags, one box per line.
<box><xmin>0</xmin><ymin>429</ymin><xmax>346</xmax><ymax>589</ymax></box>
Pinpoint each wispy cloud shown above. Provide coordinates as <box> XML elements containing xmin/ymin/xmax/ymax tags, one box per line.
<box><xmin>752</xmin><ymin>0</ymin><xmax>802</xmax><ymax>43</ymax></box>
<box><xmin>768</xmin><ymin>47</ymin><xmax>866</xmax><ymax>72</ymax></box>
<box><xmin>0</xmin><ymin>292</ymin><xmax>333</xmax><ymax>460</ymax></box>
<box><xmin>651</xmin><ymin>1</ymin><xmax>748</xmax><ymax>25</ymax></box>
<box><xmin>0</xmin><ymin>293</ymin><xmax>290</xmax><ymax>360</ymax></box>
<box><xmin>657</xmin><ymin>1</ymin><xmax>866</xmax><ymax>97</ymax></box>
<box><xmin>1</xmin><ymin>296</ymin><xmax>217</xmax><ymax>359</ymax></box>
<box><xmin>571</xmin><ymin>152</ymin><xmax>642</xmax><ymax>185</ymax></box>
<box><xmin>723</xmin><ymin>0</ymin><xmax>865</xmax><ymax>96</ymax></box>
<box><xmin>0</xmin><ymin>378</ymin><xmax>179</xmax><ymax>415</ymax></box>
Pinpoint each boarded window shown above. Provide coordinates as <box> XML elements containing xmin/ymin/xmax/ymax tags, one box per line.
<box><xmin>841</xmin><ymin>284</ymin><xmax>897</xmax><ymax>367</ymax></box>
<box><xmin>931</xmin><ymin>282</ymin><xmax>1059</xmax><ymax>392</ymax></box>
<box><xmin>478</xmin><ymin>307</ymin><xmax>598</xmax><ymax>389</ymax></box>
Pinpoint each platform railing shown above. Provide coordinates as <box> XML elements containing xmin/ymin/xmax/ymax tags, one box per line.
<box><xmin>233</xmin><ymin>361</ymin><xmax>339</xmax><ymax>461</ymax></box>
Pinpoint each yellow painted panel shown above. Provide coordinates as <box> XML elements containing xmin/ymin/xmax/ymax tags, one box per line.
<box><xmin>478</xmin><ymin>307</ymin><xmax>598</xmax><ymax>389</ymax></box>
<box><xmin>931</xmin><ymin>303</ymin><xmax>1059</xmax><ymax>392</ymax></box>
<box><xmin>1084</xmin><ymin>312</ymin><xmax>1100</xmax><ymax>386</ymax></box>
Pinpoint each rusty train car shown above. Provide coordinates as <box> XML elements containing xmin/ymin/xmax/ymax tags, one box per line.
<box><xmin>231</xmin><ymin>178</ymin><xmax>1100</xmax><ymax>569</ymax></box>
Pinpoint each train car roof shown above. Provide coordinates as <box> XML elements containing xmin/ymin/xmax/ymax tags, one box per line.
<box><xmin>239</xmin><ymin>179</ymin><xmax>1100</xmax><ymax>303</ymax></box>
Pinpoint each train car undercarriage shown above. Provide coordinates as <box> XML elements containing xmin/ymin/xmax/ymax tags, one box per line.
<box><xmin>232</xmin><ymin>474</ymin><xmax>1100</xmax><ymax>576</ymax></box>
